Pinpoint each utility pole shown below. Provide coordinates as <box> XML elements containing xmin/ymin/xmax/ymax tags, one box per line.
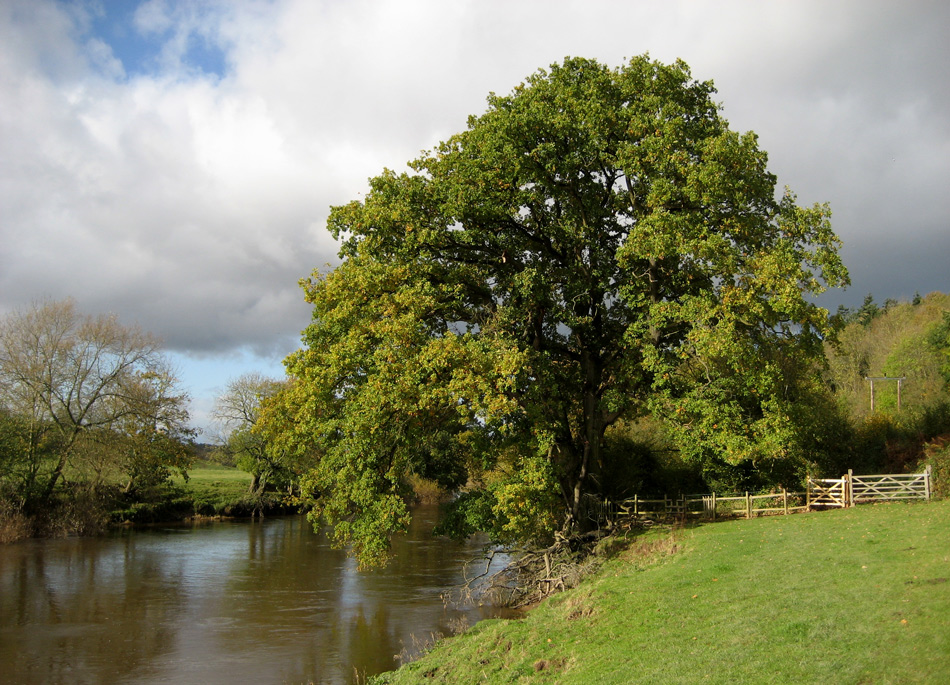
<box><xmin>864</xmin><ymin>375</ymin><xmax>906</xmax><ymax>412</ymax></box>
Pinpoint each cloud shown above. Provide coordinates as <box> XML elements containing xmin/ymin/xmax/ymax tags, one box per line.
<box><xmin>1</xmin><ymin>0</ymin><xmax>335</xmax><ymax>357</ymax></box>
<box><xmin>1</xmin><ymin>0</ymin><xmax>948</xmax><ymax>432</ymax></box>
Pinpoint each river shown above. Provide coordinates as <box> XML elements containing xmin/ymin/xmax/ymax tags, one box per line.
<box><xmin>0</xmin><ymin>507</ymin><xmax>512</xmax><ymax>684</ymax></box>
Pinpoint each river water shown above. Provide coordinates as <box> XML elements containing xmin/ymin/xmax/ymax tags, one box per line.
<box><xmin>0</xmin><ymin>507</ymin><xmax>512</xmax><ymax>684</ymax></box>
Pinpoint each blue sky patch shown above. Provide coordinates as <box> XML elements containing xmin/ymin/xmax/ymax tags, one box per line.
<box><xmin>81</xmin><ymin>0</ymin><xmax>228</xmax><ymax>79</ymax></box>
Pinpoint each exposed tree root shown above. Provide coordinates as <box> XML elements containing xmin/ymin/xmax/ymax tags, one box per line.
<box><xmin>466</xmin><ymin>526</ymin><xmax>638</xmax><ymax>608</ymax></box>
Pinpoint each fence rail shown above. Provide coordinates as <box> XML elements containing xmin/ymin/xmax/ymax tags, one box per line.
<box><xmin>588</xmin><ymin>466</ymin><xmax>932</xmax><ymax>526</ymax></box>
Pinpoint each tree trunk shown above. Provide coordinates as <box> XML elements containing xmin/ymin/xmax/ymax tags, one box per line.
<box><xmin>564</xmin><ymin>348</ymin><xmax>606</xmax><ymax>532</ymax></box>
<box><xmin>39</xmin><ymin>449</ymin><xmax>71</xmax><ymax>504</ymax></box>
<box><xmin>38</xmin><ymin>427</ymin><xmax>83</xmax><ymax>504</ymax></box>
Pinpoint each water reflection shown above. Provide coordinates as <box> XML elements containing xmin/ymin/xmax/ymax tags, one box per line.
<box><xmin>0</xmin><ymin>507</ymin><xmax>510</xmax><ymax>684</ymax></box>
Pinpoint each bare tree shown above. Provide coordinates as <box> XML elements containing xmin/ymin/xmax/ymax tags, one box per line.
<box><xmin>212</xmin><ymin>372</ymin><xmax>285</xmax><ymax>495</ymax></box>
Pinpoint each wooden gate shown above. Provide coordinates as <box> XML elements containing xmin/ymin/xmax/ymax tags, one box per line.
<box><xmin>807</xmin><ymin>477</ymin><xmax>848</xmax><ymax>508</ymax></box>
<box><xmin>808</xmin><ymin>468</ymin><xmax>932</xmax><ymax>509</ymax></box>
<box><xmin>849</xmin><ymin>468</ymin><xmax>932</xmax><ymax>503</ymax></box>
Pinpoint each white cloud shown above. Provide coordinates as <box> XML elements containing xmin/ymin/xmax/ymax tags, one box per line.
<box><xmin>2</xmin><ymin>0</ymin><xmax>948</xmax><ymax>434</ymax></box>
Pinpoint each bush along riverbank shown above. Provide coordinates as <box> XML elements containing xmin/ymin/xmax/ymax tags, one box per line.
<box><xmin>0</xmin><ymin>465</ymin><xmax>297</xmax><ymax>543</ymax></box>
<box><xmin>373</xmin><ymin>498</ymin><xmax>950</xmax><ymax>684</ymax></box>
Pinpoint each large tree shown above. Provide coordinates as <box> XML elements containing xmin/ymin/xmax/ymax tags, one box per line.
<box><xmin>0</xmin><ymin>299</ymin><xmax>192</xmax><ymax>509</ymax></box>
<box><xmin>265</xmin><ymin>56</ymin><xmax>848</xmax><ymax>566</ymax></box>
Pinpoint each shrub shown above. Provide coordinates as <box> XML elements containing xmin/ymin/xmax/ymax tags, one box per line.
<box><xmin>0</xmin><ymin>494</ymin><xmax>31</xmax><ymax>543</ymax></box>
<box><xmin>920</xmin><ymin>435</ymin><xmax>950</xmax><ymax>499</ymax></box>
<box><xmin>407</xmin><ymin>474</ymin><xmax>449</xmax><ymax>505</ymax></box>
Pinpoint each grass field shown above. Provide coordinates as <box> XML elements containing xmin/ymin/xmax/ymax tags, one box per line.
<box><xmin>109</xmin><ymin>464</ymin><xmax>256</xmax><ymax>522</ymax></box>
<box><xmin>375</xmin><ymin>500</ymin><xmax>950</xmax><ymax>684</ymax></box>
<box><xmin>174</xmin><ymin>463</ymin><xmax>253</xmax><ymax>497</ymax></box>
<box><xmin>169</xmin><ymin>463</ymin><xmax>256</xmax><ymax>515</ymax></box>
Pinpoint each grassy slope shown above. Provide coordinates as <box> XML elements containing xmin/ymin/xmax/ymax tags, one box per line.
<box><xmin>376</xmin><ymin>500</ymin><xmax>950</xmax><ymax>684</ymax></box>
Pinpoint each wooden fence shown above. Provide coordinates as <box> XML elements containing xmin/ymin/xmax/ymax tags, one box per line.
<box><xmin>604</xmin><ymin>490</ymin><xmax>809</xmax><ymax>522</ymax></box>
<box><xmin>587</xmin><ymin>466</ymin><xmax>932</xmax><ymax>526</ymax></box>
<box><xmin>807</xmin><ymin>468</ymin><xmax>933</xmax><ymax>509</ymax></box>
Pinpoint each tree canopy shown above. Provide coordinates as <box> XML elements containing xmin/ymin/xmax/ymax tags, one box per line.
<box><xmin>263</xmin><ymin>55</ymin><xmax>849</xmax><ymax>567</ymax></box>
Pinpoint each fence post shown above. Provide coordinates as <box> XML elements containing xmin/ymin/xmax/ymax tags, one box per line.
<box><xmin>925</xmin><ymin>465</ymin><xmax>932</xmax><ymax>500</ymax></box>
<box><xmin>711</xmin><ymin>492</ymin><xmax>717</xmax><ymax>522</ymax></box>
<box><xmin>806</xmin><ymin>479</ymin><xmax>811</xmax><ymax>510</ymax></box>
<box><xmin>633</xmin><ymin>493</ymin><xmax>639</xmax><ymax>516</ymax></box>
<box><xmin>783</xmin><ymin>488</ymin><xmax>788</xmax><ymax>515</ymax></box>
<box><xmin>745</xmin><ymin>491</ymin><xmax>751</xmax><ymax>519</ymax></box>
<box><xmin>847</xmin><ymin>469</ymin><xmax>854</xmax><ymax>507</ymax></box>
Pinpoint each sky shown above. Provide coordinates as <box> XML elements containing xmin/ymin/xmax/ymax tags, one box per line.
<box><xmin>1</xmin><ymin>0</ymin><xmax>948</xmax><ymax>439</ymax></box>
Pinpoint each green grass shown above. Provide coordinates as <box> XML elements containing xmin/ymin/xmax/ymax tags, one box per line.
<box><xmin>110</xmin><ymin>465</ymin><xmax>256</xmax><ymax>522</ymax></box>
<box><xmin>375</xmin><ymin>500</ymin><xmax>950</xmax><ymax>684</ymax></box>
<box><xmin>176</xmin><ymin>464</ymin><xmax>254</xmax><ymax>492</ymax></box>
<box><xmin>171</xmin><ymin>464</ymin><xmax>256</xmax><ymax>515</ymax></box>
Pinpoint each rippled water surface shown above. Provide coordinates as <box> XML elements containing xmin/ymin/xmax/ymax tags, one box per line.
<box><xmin>0</xmin><ymin>507</ymin><xmax>510</xmax><ymax>684</ymax></box>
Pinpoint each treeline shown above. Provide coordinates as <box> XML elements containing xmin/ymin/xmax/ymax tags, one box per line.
<box><xmin>3</xmin><ymin>293</ymin><xmax>949</xmax><ymax>545</ymax></box>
